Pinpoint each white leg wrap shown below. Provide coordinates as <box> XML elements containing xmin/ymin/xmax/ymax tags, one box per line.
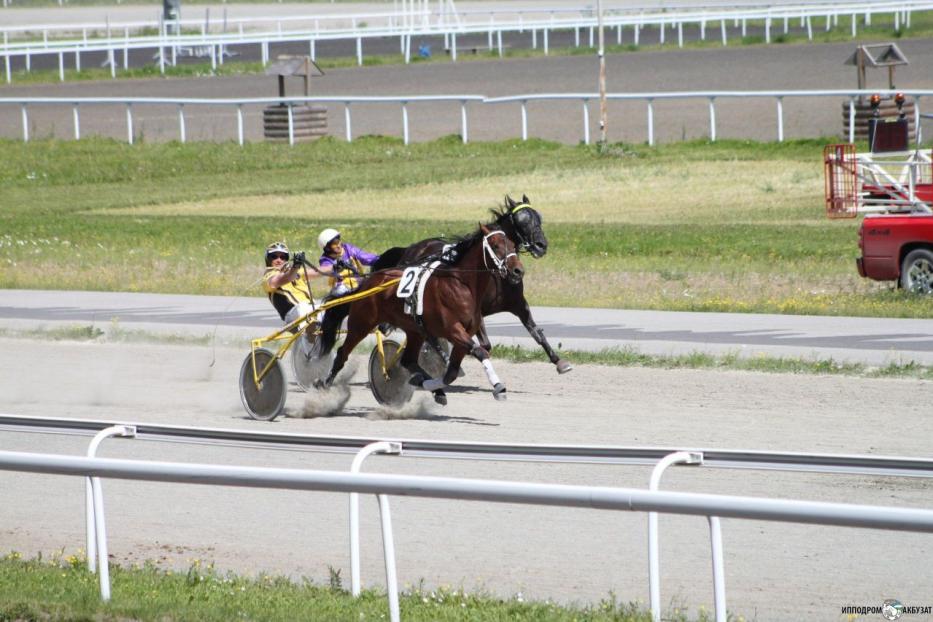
<box><xmin>481</xmin><ymin>358</ymin><xmax>502</xmax><ymax>387</ymax></box>
<box><xmin>422</xmin><ymin>377</ymin><xmax>445</xmax><ymax>392</ymax></box>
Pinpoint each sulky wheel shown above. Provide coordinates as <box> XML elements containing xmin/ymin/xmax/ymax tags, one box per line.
<box><xmin>291</xmin><ymin>326</ymin><xmax>328</xmax><ymax>392</ymax></box>
<box><xmin>418</xmin><ymin>338</ymin><xmax>451</xmax><ymax>379</ymax></box>
<box><xmin>899</xmin><ymin>248</ymin><xmax>933</xmax><ymax>294</ymax></box>
<box><xmin>368</xmin><ymin>339</ymin><xmax>414</xmax><ymax>407</ymax></box>
<box><xmin>239</xmin><ymin>348</ymin><xmax>286</xmax><ymax>421</ymax></box>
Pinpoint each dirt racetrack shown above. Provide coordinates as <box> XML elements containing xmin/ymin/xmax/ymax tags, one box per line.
<box><xmin>1</xmin><ymin>336</ymin><xmax>932</xmax><ymax>620</ymax></box>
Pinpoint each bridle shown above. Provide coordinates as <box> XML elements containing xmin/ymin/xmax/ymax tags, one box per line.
<box><xmin>482</xmin><ymin>230</ymin><xmax>518</xmax><ymax>278</ymax></box>
<box><xmin>507</xmin><ymin>203</ymin><xmax>539</xmax><ymax>253</ymax></box>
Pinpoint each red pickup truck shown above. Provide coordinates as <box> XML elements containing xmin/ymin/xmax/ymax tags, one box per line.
<box><xmin>858</xmin><ymin>213</ymin><xmax>933</xmax><ymax>292</ymax></box>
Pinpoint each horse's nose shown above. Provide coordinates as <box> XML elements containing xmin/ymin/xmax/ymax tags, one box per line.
<box><xmin>511</xmin><ymin>265</ymin><xmax>524</xmax><ymax>281</ymax></box>
<box><xmin>531</xmin><ymin>241</ymin><xmax>547</xmax><ymax>257</ymax></box>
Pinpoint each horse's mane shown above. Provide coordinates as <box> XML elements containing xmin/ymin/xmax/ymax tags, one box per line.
<box><xmin>446</xmin><ymin>223</ymin><xmax>504</xmax><ymax>262</ymax></box>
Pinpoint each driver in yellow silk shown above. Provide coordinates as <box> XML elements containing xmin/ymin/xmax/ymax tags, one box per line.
<box><xmin>261</xmin><ymin>241</ymin><xmax>322</xmax><ymax>324</ymax></box>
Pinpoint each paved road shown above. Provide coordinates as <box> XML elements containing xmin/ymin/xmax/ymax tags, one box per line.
<box><xmin>2</xmin><ymin>289</ymin><xmax>931</xmax><ymax>365</ymax></box>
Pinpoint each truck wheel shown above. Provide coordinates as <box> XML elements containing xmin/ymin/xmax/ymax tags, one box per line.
<box><xmin>900</xmin><ymin>249</ymin><xmax>933</xmax><ymax>294</ymax></box>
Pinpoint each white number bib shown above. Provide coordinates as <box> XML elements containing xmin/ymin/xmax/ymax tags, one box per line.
<box><xmin>397</xmin><ymin>266</ymin><xmax>420</xmax><ymax>298</ymax></box>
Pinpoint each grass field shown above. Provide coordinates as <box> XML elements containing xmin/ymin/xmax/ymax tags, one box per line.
<box><xmin>0</xmin><ymin>552</ymin><xmax>722</xmax><ymax>621</ymax></box>
<box><xmin>1</xmin><ymin>136</ymin><xmax>931</xmax><ymax>318</ymax></box>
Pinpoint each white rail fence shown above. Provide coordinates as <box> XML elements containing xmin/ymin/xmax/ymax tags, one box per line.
<box><xmin>1</xmin><ymin>0</ymin><xmax>930</xmax><ymax>81</ymax></box>
<box><xmin>3</xmin><ymin>445</ymin><xmax>933</xmax><ymax>622</ymax></box>
<box><xmin>4</xmin><ymin>414</ymin><xmax>933</xmax><ymax>622</ymax></box>
<box><xmin>2</xmin><ymin>89</ymin><xmax>932</xmax><ymax>146</ymax></box>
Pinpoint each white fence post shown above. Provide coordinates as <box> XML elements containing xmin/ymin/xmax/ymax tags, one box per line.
<box><xmin>287</xmin><ymin>103</ymin><xmax>294</xmax><ymax>146</ymax></box>
<box><xmin>237</xmin><ymin>104</ymin><xmax>244</xmax><ymax>146</ymax></box>
<box><xmin>126</xmin><ymin>103</ymin><xmax>133</xmax><ymax>145</ymax></box>
<box><xmin>776</xmin><ymin>96</ymin><xmax>784</xmax><ymax>142</ymax></box>
<box><xmin>461</xmin><ymin>100</ymin><xmax>468</xmax><ymax>144</ymax></box>
<box><xmin>345</xmin><ymin>102</ymin><xmax>352</xmax><ymax>142</ymax></box>
<box><xmin>708</xmin><ymin>97</ymin><xmax>716</xmax><ymax>141</ymax></box>
<box><xmin>848</xmin><ymin>97</ymin><xmax>855</xmax><ymax>143</ymax></box>
<box><xmin>708</xmin><ymin>516</ymin><xmax>727</xmax><ymax>622</ymax></box>
<box><xmin>401</xmin><ymin>101</ymin><xmax>409</xmax><ymax>145</ymax></box>
<box><xmin>350</xmin><ymin>441</ymin><xmax>402</xmax><ymax>612</ymax></box>
<box><xmin>178</xmin><ymin>104</ymin><xmax>186</xmax><ymax>143</ymax></box>
<box><xmin>72</xmin><ymin>103</ymin><xmax>80</xmax><ymax>140</ymax></box>
<box><xmin>85</xmin><ymin>425</ymin><xmax>136</xmax><ymax>602</ymax></box>
<box><xmin>521</xmin><ymin>99</ymin><xmax>528</xmax><ymax>141</ymax></box>
<box><xmin>582</xmin><ymin>98</ymin><xmax>590</xmax><ymax>145</ymax></box>
<box><xmin>648</xmin><ymin>451</ymin><xmax>703</xmax><ymax>622</ymax></box>
<box><xmin>647</xmin><ymin>98</ymin><xmax>654</xmax><ymax>146</ymax></box>
<box><xmin>21</xmin><ymin>104</ymin><xmax>28</xmax><ymax>142</ymax></box>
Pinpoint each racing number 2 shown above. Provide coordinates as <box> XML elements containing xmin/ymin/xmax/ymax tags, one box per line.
<box><xmin>397</xmin><ymin>267</ymin><xmax>419</xmax><ymax>298</ymax></box>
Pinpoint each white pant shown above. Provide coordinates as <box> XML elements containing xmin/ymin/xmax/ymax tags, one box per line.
<box><xmin>330</xmin><ymin>283</ymin><xmax>351</xmax><ymax>297</ymax></box>
<box><xmin>284</xmin><ymin>301</ymin><xmax>315</xmax><ymax>326</ymax></box>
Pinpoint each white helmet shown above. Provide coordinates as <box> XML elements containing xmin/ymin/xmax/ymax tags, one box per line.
<box><xmin>317</xmin><ymin>228</ymin><xmax>341</xmax><ymax>251</ymax></box>
<box><xmin>264</xmin><ymin>241</ymin><xmax>289</xmax><ymax>266</ymax></box>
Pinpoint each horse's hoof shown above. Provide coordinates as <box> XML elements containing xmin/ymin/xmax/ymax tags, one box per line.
<box><xmin>492</xmin><ymin>383</ymin><xmax>507</xmax><ymax>401</ymax></box>
<box><xmin>433</xmin><ymin>390</ymin><xmax>448</xmax><ymax>406</ymax></box>
<box><xmin>556</xmin><ymin>359</ymin><xmax>574</xmax><ymax>374</ymax></box>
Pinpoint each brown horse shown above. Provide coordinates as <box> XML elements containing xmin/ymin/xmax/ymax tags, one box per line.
<box><xmin>319</xmin><ymin>223</ymin><xmax>524</xmax><ymax>404</ymax></box>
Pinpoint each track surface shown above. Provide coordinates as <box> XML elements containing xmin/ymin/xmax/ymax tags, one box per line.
<box><xmin>1</xmin><ymin>331</ymin><xmax>932</xmax><ymax>620</ymax></box>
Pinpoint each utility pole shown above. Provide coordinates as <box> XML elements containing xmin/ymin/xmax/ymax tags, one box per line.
<box><xmin>596</xmin><ymin>0</ymin><xmax>607</xmax><ymax>145</ymax></box>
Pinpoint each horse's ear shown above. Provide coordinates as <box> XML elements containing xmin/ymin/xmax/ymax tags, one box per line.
<box><xmin>479</xmin><ymin>222</ymin><xmax>489</xmax><ymax>233</ymax></box>
<box><xmin>522</xmin><ymin>194</ymin><xmax>530</xmax><ymax>204</ymax></box>
<box><xmin>505</xmin><ymin>195</ymin><xmax>516</xmax><ymax>209</ymax></box>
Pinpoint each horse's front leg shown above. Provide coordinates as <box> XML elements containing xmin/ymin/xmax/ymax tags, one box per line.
<box><xmin>428</xmin><ymin>326</ymin><xmax>507</xmax><ymax>401</ymax></box>
<box><xmin>515</xmin><ymin>302</ymin><xmax>572</xmax><ymax>374</ymax></box>
<box><xmin>475</xmin><ymin>321</ymin><xmax>493</xmax><ymax>353</ymax></box>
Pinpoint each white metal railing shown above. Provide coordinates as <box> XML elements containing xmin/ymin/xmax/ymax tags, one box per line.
<box><xmin>6</xmin><ymin>414</ymin><xmax>933</xmax><ymax>621</ymax></box>
<box><xmin>3</xmin><ymin>447</ymin><xmax>933</xmax><ymax>622</ymax></box>
<box><xmin>3</xmin><ymin>0</ymin><xmax>927</xmax><ymax>40</ymax></box>
<box><xmin>2</xmin><ymin>89</ymin><xmax>931</xmax><ymax>146</ymax></box>
<box><xmin>1</xmin><ymin>0</ymin><xmax>930</xmax><ymax>81</ymax></box>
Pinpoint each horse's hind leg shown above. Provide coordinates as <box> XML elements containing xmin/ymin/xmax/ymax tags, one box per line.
<box><xmin>401</xmin><ymin>333</ymin><xmax>448</xmax><ymax>405</ymax></box>
<box><xmin>320</xmin><ymin>310</ymin><xmax>374</xmax><ymax>388</ymax></box>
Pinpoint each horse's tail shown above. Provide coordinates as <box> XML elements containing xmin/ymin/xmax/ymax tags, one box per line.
<box><xmin>372</xmin><ymin>246</ymin><xmax>405</xmax><ymax>272</ymax></box>
<box><xmin>319</xmin><ymin>300</ymin><xmax>352</xmax><ymax>356</ymax></box>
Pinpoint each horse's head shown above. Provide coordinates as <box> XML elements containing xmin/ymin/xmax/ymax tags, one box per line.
<box><xmin>481</xmin><ymin>223</ymin><xmax>524</xmax><ymax>284</ymax></box>
<box><xmin>503</xmin><ymin>194</ymin><xmax>548</xmax><ymax>258</ymax></box>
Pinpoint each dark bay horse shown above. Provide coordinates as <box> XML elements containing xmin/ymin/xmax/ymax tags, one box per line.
<box><xmin>319</xmin><ymin>224</ymin><xmax>524</xmax><ymax>404</ymax></box>
<box><xmin>372</xmin><ymin>195</ymin><xmax>571</xmax><ymax>374</ymax></box>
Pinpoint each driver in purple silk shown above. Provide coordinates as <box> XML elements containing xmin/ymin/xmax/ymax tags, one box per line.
<box><xmin>316</xmin><ymin>228</ymin><xmax>380</xmax><ymax>298</ymax></box>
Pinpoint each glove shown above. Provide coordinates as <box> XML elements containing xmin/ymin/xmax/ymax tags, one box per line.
<box><xmin>292</xmin><ymin>251</ymin><xmax>306</xmax><ymax>266</ymax></box>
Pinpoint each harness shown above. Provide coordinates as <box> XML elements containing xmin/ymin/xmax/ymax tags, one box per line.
<box><xmin>397</xmin><ymin>231</ymin><xmax>515</xmax><ymax>327</ymax></box>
